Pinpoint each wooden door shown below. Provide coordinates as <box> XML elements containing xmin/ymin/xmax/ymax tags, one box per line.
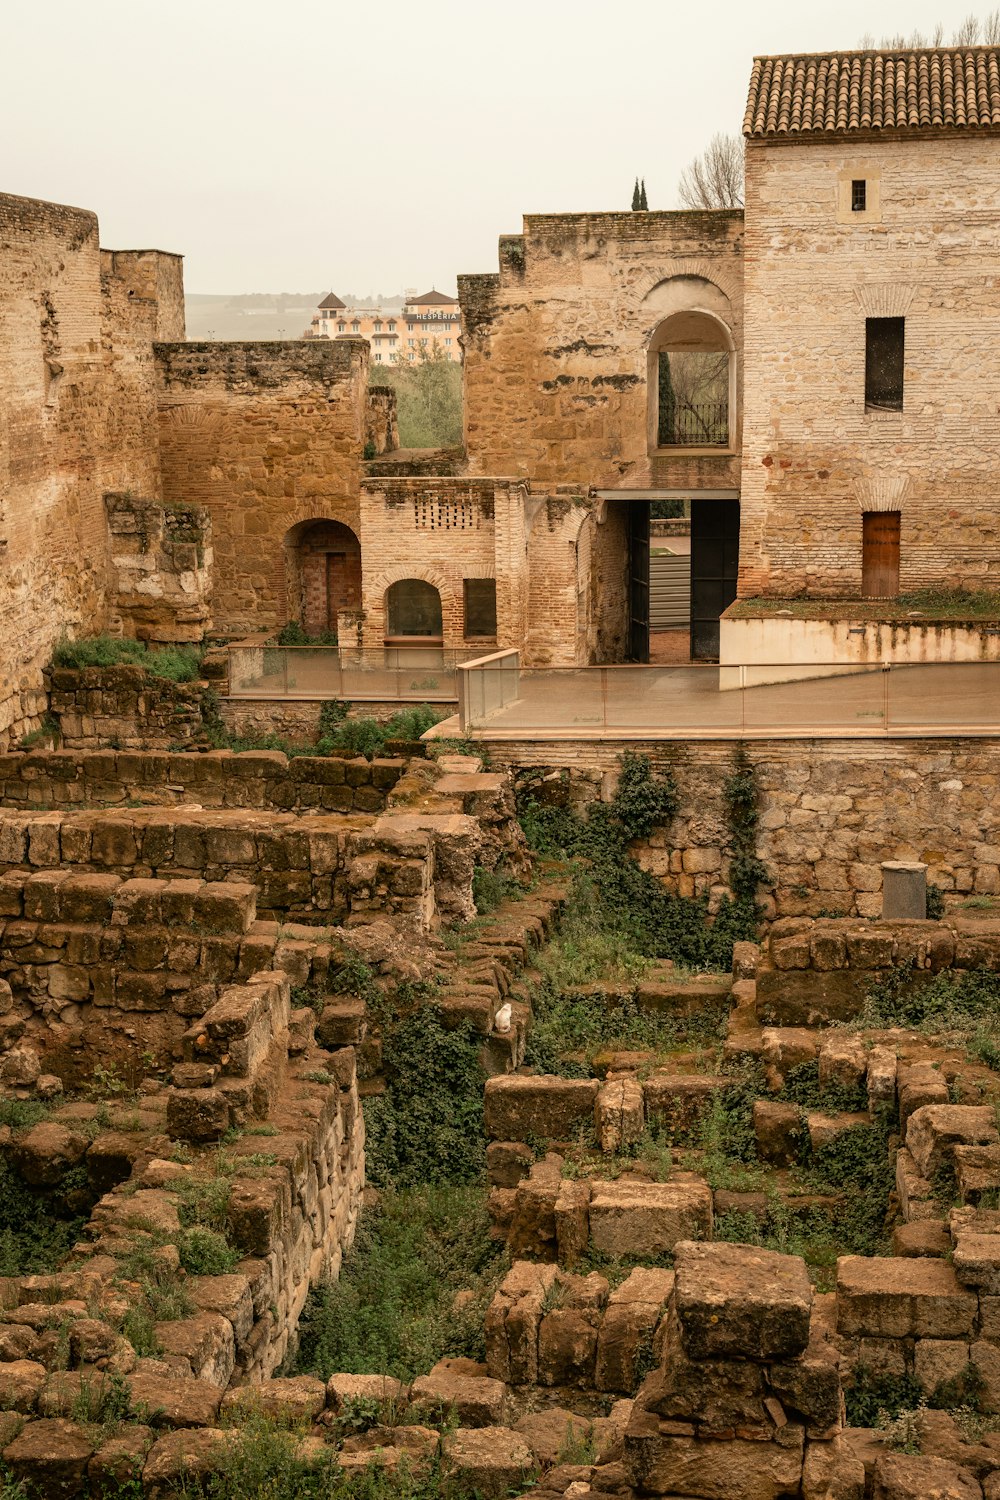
<box><xmin>690</xmin><ymin>499</ymin><xmax>740</xmax><ymax>661</ymax></box>
<box><xmin>862</xmin><ymin>512</ymin><xmax>900</xmax><ymax>598</ymax></box>
<box><xmin>627</xmin><ymin>502</ymin><xmax>650</xmax><ymax>662</ymax></box>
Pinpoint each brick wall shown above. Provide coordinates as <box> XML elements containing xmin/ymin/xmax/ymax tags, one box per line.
<box><xmin>740</xmin><ymin>134</ymin><xmax>1000</xmax><ymax>598</ymax></box>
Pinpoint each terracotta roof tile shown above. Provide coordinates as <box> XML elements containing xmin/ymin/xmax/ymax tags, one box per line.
<box><xmin>744</xmin><ymin>45</ymin><xmax>1000</xmax><ymax>138</ymax></box>
<box><xmin>318</xmin><ymin>293</ymin><xmax>346</xmax><ymax>310</ymax></box>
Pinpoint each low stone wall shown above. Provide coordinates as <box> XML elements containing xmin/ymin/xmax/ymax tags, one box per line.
<box><xmin>47</xmin><ymin>667</ymin><xmax>206</xmax><ymax>750</ymax></box>
<box><xmin>0</xmin><ymin>748</ymin><xmax>407</xmax><ymax>814</ymax></box>
<box><xmin>495</xmin><ymin>738</ymin><xmax>1000</xmax><ymax>918</ymax></box>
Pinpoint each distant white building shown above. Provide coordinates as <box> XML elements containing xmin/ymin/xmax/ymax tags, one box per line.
<box><xmin>304</xmin><ymin>289</ymin><xmax>461</xmax><ymax>363</ymax></box>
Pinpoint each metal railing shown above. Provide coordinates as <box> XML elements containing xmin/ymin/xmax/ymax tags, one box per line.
<box><xmin>228</xmin><ymin>644</ymin><xmax>466</xmax><ymax>701</ymax></box>
<box><xmin>456</xmin><ymin>654</ymin><xmax>1000</xmax><ymax>737</ymax></box>
<box><xmin>658</xmin><ymin>399</ymin><xmax>729</xmax><ymax>448</ymax></box>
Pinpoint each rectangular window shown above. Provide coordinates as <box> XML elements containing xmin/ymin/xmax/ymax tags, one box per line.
<box><xmin>865</xmin><ymin>317</ymin><xmax>905</xmax><ymax>411</ymax></box>
<box><xmin>464</xmin><ymin>578</ymin><xmax>497</xmax><ymax>638</ymax></box>
<box><xmin>851</xmin><ymin>178</ymin><xmax>867</xmax><ymax>212</ymax></box>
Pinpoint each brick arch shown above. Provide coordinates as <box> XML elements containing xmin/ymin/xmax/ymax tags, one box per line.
<box><xmin>367</xmin><ymin>562</ymin><xmax>450</xmax><ymax>596</ymax></box>
<box><xmin>282</xmin><ymin>516</ymin><xmax>362</xmax><ymax>634</ymax></box>
<box><xmin>634</xmin><ymin>259</ymin><xmax>740</xmax><ymax>308</ymax></box>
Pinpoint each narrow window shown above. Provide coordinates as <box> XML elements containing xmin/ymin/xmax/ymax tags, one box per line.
<box><xmin>386</xmin><ymin>579</ymin><xmax>443</xmax><ymax>638</ymax></box>
<box><xmin>865</xmin><ymin>317</ymin><xmax>904</xmax><ymax>411</ymax></box>
<box><xmin>851</xmin><ymin>178</ymin><xmax>867</xmax><ymax>212</ymax></box>
<box><xmin>464</xmin><ymin>578</ymin><xmax>497</xmax><ymax>638</ymax></box>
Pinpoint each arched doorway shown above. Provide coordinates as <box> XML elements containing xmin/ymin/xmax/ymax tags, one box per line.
<box><xmin>285</xmin><ymin>521</ymin><xmax>362</xmax><ymax>637</ymax></box>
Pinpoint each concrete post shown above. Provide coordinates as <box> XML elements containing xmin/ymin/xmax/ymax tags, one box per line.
<box><xmin>881</xmin><ymin>861</ymin><xmax>928</xmax><ymax>920</ymax></box>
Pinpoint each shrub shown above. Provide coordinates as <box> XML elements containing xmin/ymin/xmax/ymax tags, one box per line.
<box><xmin>51</xmin><ymin>634</ymin><xmax>203</xmax><ymax>683</ymax></box>
<box><xmin>179</xmin><ymin>1227</ymin><xmax>239</xmax><ymax>1275</ymax></box>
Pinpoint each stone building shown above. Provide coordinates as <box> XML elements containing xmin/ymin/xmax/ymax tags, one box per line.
<box><xmin>4</xmin><ymin>41</ymin><xmax>1000</xmax><ymax>745</ymax></box>
<box><xmin>305</xmin><ymin>288</ymin><xmax>462</xmax><ymax>364</ymax></box>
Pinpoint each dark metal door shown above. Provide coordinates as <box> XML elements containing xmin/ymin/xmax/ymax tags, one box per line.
<box><xmin>627</xmin><ymin>502</ymin><xmax>650</xmax><ymax>662</ymax></box>
<box><xmin>690</xmin><ymin>499</ymin><xmax>740</xmax><ymax>662</ymax></box>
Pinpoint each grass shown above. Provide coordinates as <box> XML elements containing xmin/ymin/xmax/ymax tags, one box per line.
<box><xmin>728</xmin><ymin>588</ymin><xmax>1000</xmax><ymax>621</ymax></box>
<box><xmin>51</xmin><ymin>634</ymin><xmax>203</xmax><ymax>682</ymax></box>
<box><xmin>0</xmin><ymin>1158</ymin><xmax>89</xmax><ymax>1275</ymax></box>
<box><xmin>851</xmin><ymin>967</ymin><xmax>1000</xmax><ymax>1073</ymax></box>
<box><xmin>292</xmin><ymin>1187</ymin><xmax>506</xmax><ymax>1383</ymax></box>
<box><xmin>521</xmin><ymin>876</ymin><xmax>728</xmax><ymax>1078</ymax></box>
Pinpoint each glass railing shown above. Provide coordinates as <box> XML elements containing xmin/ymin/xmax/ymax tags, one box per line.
<box><xmin>455</xmin><ymin>656</ymin><xmax>1000</xmax><ymax>736</ymax></box>
<box><xmin>228</xmin><ymin>645</ymin><xmax>466</xmax><ymax>701</ymax></box>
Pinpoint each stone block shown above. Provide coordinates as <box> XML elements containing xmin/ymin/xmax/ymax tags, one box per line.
<box><xmin>596</xmin><ymin>1077</ymin><xmax>645</xmax><ymax>1153</ymax></box>
<box><xmin>953</xmin><ymin>1233</ymin><xmax>1000</xmax><ymax>1293</ymax></box>
<box><xmin>166</xmin><ymin>1088</ymin><xmax>230</xmax><ymax>1143</ymax></box>
<box><xmin>896</xmin><ymin>1147</ymin><xmax>937</xmax><ymax>1222</ymax></box>
<box><xmin>142</xmin><ymin>1429</ymin><xmax>229</xmax><ymax>1500</ymax></box>
<box><xmin>954</xmin><ymin>1145</ymin><xmax>1000</xmax><ymax>1205</ymax></box>
<box><xmin>644</xmin><ymin>1320</ymin><xmax>771</xmax><ymax>1435</ymax></box>
<box><xmin>913</xmin><ymin>1338</ymin><xmax>971</xmax><ymax>1398</ymax></box>
<box><xmin>673</xmin><ymin>1241</ymin><xmax>812</xmax><ymax>1362</ymax></box>
<box><xmin>126</xmin><ymin>1374</ymin><xmax>223</xmax><ymax>1429</ymax></box>
<box><xmin>898</xmin><ymin>1063</ymin><xmax>949</xmax><ymax>1129</ymax></box>
<box><xmin>538</xmin><ymin>1309</ymin><xmax>598</xmax><ymax>1387</ymax></box>
<box><xmin>483</xmin><ymin>1075</ymin><xmax>599</xmax><ymax>1142</ymax></box>
<box><xmin>554</xmin><ymin>1179</ymin><xmax>590</xmax><ymax>1268</ymax></box>
<box><xmin>623</xmin><ymin>1409</ymin><xmax>804</xmax><ymax>1500</ymax></box>
<box><xmin>819</xmin><ymin>1033</ymin><xmax>867</xmax><ymax>1092</ymax></box>
<box><xmin>836</xmin><ymin>1257</ymin><xmax>977</xmax><ymax>1340</ymax></box>
<box><xmin>12</xmin><ymin>1124</ymin><xmax>87</xmax><ymax>1187</ymax></box>
<box><xmin>801</xmin><ymin>1435</ymin><xmax>865</xmax><ymax>1500</ymax></box>
<box><xmin>513</xmin><ymin>1408</ymin><xmax>592</xmax><ymax>1468</ymax></box>
<box><xmin>154</xmin><ymin>1314</ymin><xmax>235</xmax><ymax>1387</ymax></box>
<box><xmin>442</xmin><ymin>1428</ymin><xmax>537</xmax><ymax>1500</ymax></box>
<box><xmin>3</xmin><ymin>1418</ymin><xmax>94</xmax><ymax>1497</ymax></box>
<box><xmin>325</xmin><ymin>1373</ymin><xmax>405</xmax><ymax>1413</ymax></box>
<box><xmin>409</xmin><ymin>1363</ymin><xmax>506</xmax><ymax>1427</ymax></box>
<box><xmin>485</xmin><ymin>1142</ymin><xmax>533</xmax><ymax>1189</ymax></box>
<box><xmin>891</xmin><ymin>1221</ymin><xmax>952</xmax><ymax>1258</ymax></box>
<box><xmin>872</xmin><ymin>1452</ymin><xmax>981</xmax><ymax>1500</ymax></box>
<box><xmin>906</xmin><ymin>1105</ymin><xmax>999</xmax><ymax>1179</ymax></box>
<box><xmin>221</xmin><ymin>1375</ymin><xmax>326</xmax><ymax>1424</ymax></box>
<box><xmin>867</xmin><ymin>1046</ymin><xmax>897</xmax><ymax>1113</ymax></box>
<box><xmin>642</xmin><ymin>1074</ymin><xmax>730</xmax><ymax>1139</ymax></box>
<box><xmin>588</xmin><ymin>1181</ymin><xmax>712</xmax><ymax>1260</ymax></box>
<box><xmin>807</xmin><ymin>1111</ymin><xmax>871</xmax><ymax>1152</ymax></box>
<box><xmin>754</xmin><ymin>1100</ymin><xmax>802</xmax><ymax>1166</ymax></box>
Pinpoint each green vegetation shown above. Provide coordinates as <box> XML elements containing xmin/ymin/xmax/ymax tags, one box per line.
<box><xmin>0</xmin><ymin>1158</ymin><xmax>89</xmax><ymax>1275</ymax></box>
<box><xmin>471</xmin><ymin>864</ymin><xmax>526</xmax><ymax>915</ymax></box>
<box><xmin>855</xmin><ymin>967</ymin><xmax>1000</xmax><ymax>1070</ymax></box>
<box><xmin>294</xmin><ymin>1187</ymin><xmax>505</xmax><ymax>1383</ymax></box>
<box><xmin>179</xmin><ymin>1226</ymin><xmax>240</xmax><ymax>1276</ymax></box>
<box><xmin>521</xmin><ymin>877</ymin><xmax>727</xmax><ymax>1078</ymax></box>
<box><xmin>729</xmin><ymin>588</ymin><xmax>1000</xmax><ymax>621</ymax></box>
<box><xmin>517</xmin><ymin>750</ymin><xmax>762</xmax><ymax>971</ymax></box>
<box><xmin>52</xmin><ymin>634</ymin><xmax>203</xmax><ymax>682</ymax></box>
<box><xmin>364</xmin><ymin>1007</ymin><xmax>488</xmax><ymax>1189</ymax></box>
<box><xmin>276</xmin><ymin>621</ymin><xmax>339</xmax><ymax>647</ymax></box>
<box><xmin>201</xmin><ymin>703</ymin><xmax>443</xmax><ymax>762</ymax></box>
<box><xmin>370</xmin><ymin>346</ymin><xmax>462</xmax><ymax>450</ymax></box>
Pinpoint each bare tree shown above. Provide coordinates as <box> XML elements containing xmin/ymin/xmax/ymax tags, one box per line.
<box><xmin>859</xmin><ymin>12</ymin><xmax>1000</xmax><ymax>46</ymax></box>
<box><xmin>677</xmin><ymin>133</ymin><xmax>745</xmax><ymax>211</ymax></box>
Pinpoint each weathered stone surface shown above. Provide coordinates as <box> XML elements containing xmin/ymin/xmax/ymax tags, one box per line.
<box><xmin>872</xmin><ymin>1451</ymin><xmax>982</xmax><ymax>1500</ymax></box>
<box><xmin>443</xmin><ymin>1427</ymin><xmax>537</xmax><ymax>1499</ymax></box>
<box><xmin>221</xmin><ymin>1375</ymin><xmax>326</xmax><ymax>1424</ymax></box>
<box><xmin>754</xmin><ymin>1100</ymin><xmax>802</xmax><ymax>1165</ymax></box>
<box><xmin>953</xmin><ymin>1233</ymin><xmax>1000</xmax><ymax>1294</ymax></box>
<box><xmin>907</xmin><ymin>1105</ymin><xmax>999</xmax><ymax>1180</ymax></box>
<box><xmin>3</xmin><ymin>1418</ymin><xmax>94</xmax><ymax>1498</ymax></box>
<box><xmin>409</xmin><ymin>1364</ymin><xmax>506</xmax><ymax>1427</ymax></box>
<box><xmin>596</xmin><ymin>1077</ymin><xmax>645</xmax><ymax>1154</ymax></box>
<box><xmin>801</xmin><ymin>1434</ymin><xmax>865</xmax><ymax>1500</ymax></box>
<box><xmin>126</xmin><ymin>1374</ymin><xmax>223</xmax><ymax>1428</ymax></box>
<box><xmin>11</xmin><ymin>1124</ymin><xmax>87</xmax><ymax>1187</ymax></box>
<box><xmin>483</xmin><ymin>1076</ymin><xmax>599</xmax><ymax>1142</ymax></box>
<box><xmin>673</xmin><ymin>1241</ymin><xmax>813</xmax><ymax>1361</ymax></box>
<box><xmin>588</xmin><ymin>1182</ymin><xmax>712</xmax><ymax>1259</ymax></box>
<box><xmin>142</xmin><ymin>1429</ymin><xmax>230</xmax><ymax>1500</ymax></box>
<box><xmin>624</xmin><ymin>1407</ymin><xmax>805</xmax><ymax>1499</ymax></box>
<box><xmin>836</xmin><ymin>1257</ymin><xmax>977</xmax><ymax>1340</ymax></box>
<box><xmin>325</xmin><ymin>1373</ymin><xmax>405</xmax><ymax>1413</ymax></box>
<box><xmin>513</xmin><ymin>1408</ymin><xmax>592</xmax><ymax>1468</ymax></box>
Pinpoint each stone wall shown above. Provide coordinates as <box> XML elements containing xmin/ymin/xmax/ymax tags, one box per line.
<box><xmin>46</xmin><ymin>667</ymin><xmax>206</xmax><ymax>750</ymax></box>
<box><xmin>0</xmin><ymin>748</ymin><xmax>407</xmax><ymax>813</ymax></box>
<box><xmin>739</xmin><ymin>134</ymin><xmax>1000</xmax><ymax>598</ymax></box>
<box><xmin>0</xmin><ymin>193</ymin><xmax>183</xmax><ymax>750</ymax></box>
<box><xmin>155</xmin><ymin>340</ymin><xmax>371</xmax><ymax>638</ymax></box>
<box><xmin>459</xmin><ymin>210</ymin><xmax>744</xmax><ymax>493</ymax></box>
<box><xmin>491</xmin><ymin>736</ymin><xmax>1000</xmax><ymax>917</ymax></box>
<box><xmin>105</xmin><ymin>494</ymin><xmax>212</xmax><ymax>643</ymax></box>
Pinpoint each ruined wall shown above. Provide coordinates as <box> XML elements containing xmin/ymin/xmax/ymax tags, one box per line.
<box><xmin>0</xmin><ymin>195</ymin><xmax>180</xmax><ymax>749</ymax></box>
<box><xmin>358</xmin><ymin>477</ymin><xmax>527</xmax><ymax>652</ymax></box>
<box><xmin>105</xmin><ymin>493</ymin><xmax>212</xmax><ymax>642</ymax></box>
<box><xmin>740</xmin><ymin>133</ymin><xmax>1000</xmax><ymax>598</ymax></box>
<box><xmin>459</xmin><ymin>211</ymin><xmax>744</xmax><ymax>492</ymax></box>
<box><xmin>155</xmin><ymin>341</ymin><xmax>370</xmax><ymax>637</ymax></box>
<box><xmin>490</xmin><ymin>736</ymin><xmax>1000</xmax><ymax>917</ymax></box>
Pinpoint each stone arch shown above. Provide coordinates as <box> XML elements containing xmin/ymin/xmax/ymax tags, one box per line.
<box><xmin>635</xmin><ymin>260</ymin><xmax>740</xmax><ymax>312</ymax></box>
<box><xmin>647</xmin><ymin>306</ymin><xmax>736</xmax><ymax>453</ymax></box>
<box><xmin>282</xmin><ymin>518</ymin><xmax>362</xmax><ymax>636</ymax></box>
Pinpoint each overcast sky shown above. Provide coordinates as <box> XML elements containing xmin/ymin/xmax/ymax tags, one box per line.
<box><xmin>1</xmin><ymin>0</ymin><xmax>989</xmax><ymax>295</ymax></box>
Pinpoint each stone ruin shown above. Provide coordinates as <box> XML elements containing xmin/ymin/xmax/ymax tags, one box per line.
<box><xmin>0</xmin><ymin>746</ymin><xmax>997</xmax><ymax>1496</ymax></box>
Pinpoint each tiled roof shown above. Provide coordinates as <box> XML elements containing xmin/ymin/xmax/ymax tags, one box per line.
<box><xmin>743</xmin><ymin>46</ymin><xmax>1000</xmax><ymax>138</ymax></box>
<box><xmin>319</xmin><ymin>292</ymin><xmax>346</xmax><ymax>309</ymax></box>
<box><xmin>407</xmin><ymin>289</ymin><xmax>458</xmax><ymax>305</ymax></box>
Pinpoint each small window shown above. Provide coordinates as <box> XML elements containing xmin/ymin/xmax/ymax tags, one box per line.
<box><xmin>865</xmin><ymin>317</ymin><xmax>905</xmax><ymax>411</ymax></box>
<box><xmin>464</xmin><ymin>578</ymin><xmax>497</xmax><ymax>638</ymax></box>
<box><xmin>386</xmin><ymin>579</ymin><xmax>443</xmax><ymax>638</ymax></box>
<box><xmin>851</xmin><ymin>179</ymin><xmax>867</xmax><ymax>212</ymax></box>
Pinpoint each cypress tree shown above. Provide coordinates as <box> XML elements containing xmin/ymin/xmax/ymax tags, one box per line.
<box><xmin>640</xmin><ymin>179</ymin><xmax>649</xmax><ymax>210</ymax></box>
<box><xmin>631</xmin><ymin>178</ymin><xmax>641</xmax><ymax>211</ymax></box>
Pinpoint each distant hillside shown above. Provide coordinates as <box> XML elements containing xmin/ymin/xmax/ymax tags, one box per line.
<box><xmin>185</xmin><ymin>292</ymin><xmax>405</xmax><ymax>342</ymax></box>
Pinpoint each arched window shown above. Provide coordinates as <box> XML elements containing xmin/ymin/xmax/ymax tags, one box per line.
<box><xmin>386</xmin><ymin>579</ymin><xmax>443</xmax><ymax>639</ymax></box>
<box><xmin>649</xmin><ymin>311</ymin><xmax>733</xmax><ymax>450</ymax></box>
